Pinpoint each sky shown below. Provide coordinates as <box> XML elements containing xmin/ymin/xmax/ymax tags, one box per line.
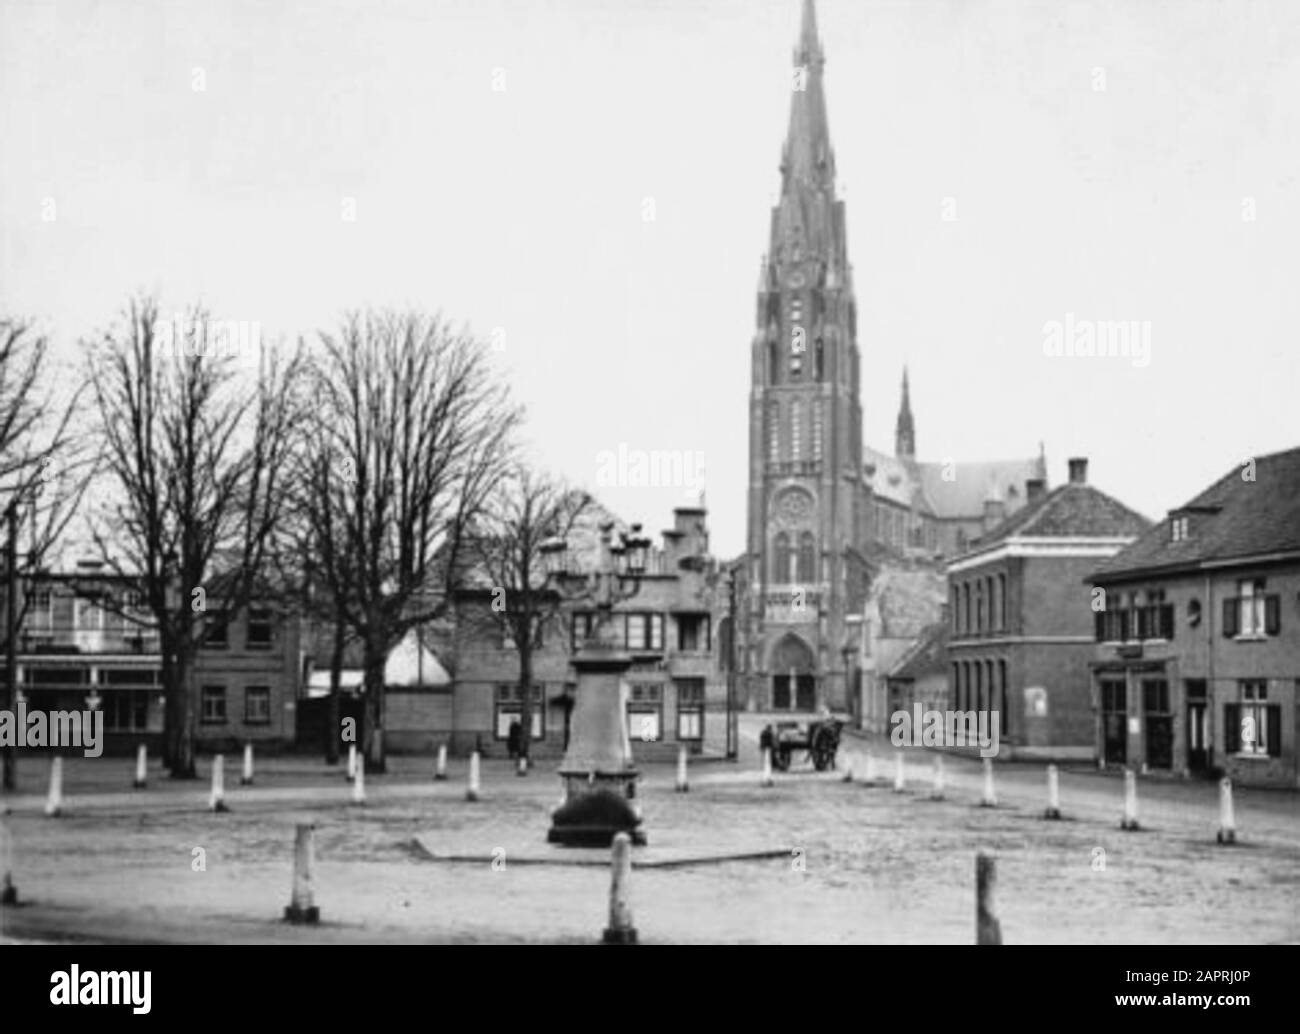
<box><xmin>2</xmin><ymin>0</ymin><xmax>1298</xmax><ymax>558</ymax></box>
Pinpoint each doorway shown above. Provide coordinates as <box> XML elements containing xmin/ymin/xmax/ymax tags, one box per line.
<box><xmin>770</xmin><ymin>634</ymin><xmax>815</xmax><ymax>712</ymax></box>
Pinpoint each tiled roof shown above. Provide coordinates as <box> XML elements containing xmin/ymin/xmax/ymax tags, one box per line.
<box><xmin>1092</xmin><ymin>446</ymin><xmax>1300</xmax><ymax>580</ymax></box>
<box><xmin>888</xmin><ymin>622</ymin><xmax>949</xmax><ymax>680</ymax></box>
<box><xmin>974</xmin><ymin>481</ymin><xmax>1151</xmax><ymax>548</ymax></box>
<box><xmin>863</xmin><ymin>447</ymin><xmax>1047</xmax><ymax>519</ymax></box>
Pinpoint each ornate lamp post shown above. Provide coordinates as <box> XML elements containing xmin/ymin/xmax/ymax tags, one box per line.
<box><xmin>540</xmin><ymin>520</ymin><xmax>652</xmax><ymax>846</ymax></box>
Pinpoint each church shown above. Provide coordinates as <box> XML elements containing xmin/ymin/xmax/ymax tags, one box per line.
<box><xmin>735</xmin><ymin>0</ymin><xmax>1046</xmax><ymax>715</ymax></box>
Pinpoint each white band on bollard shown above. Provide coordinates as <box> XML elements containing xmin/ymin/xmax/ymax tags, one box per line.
<box><xmin>1121</xmin><ymin>768</ymin><xmax>1139</xmax><ymax>830</ymax></box>
<box><xmin>45</xmin><ymin>756</ymin><xmax>63</xmax><ymax>818</ymax></box>
<box><xmin>467</xmin><ymin>751</ymin><xmax>481</xmax><ymax>801</ymax></box>
<box><xmin>241</xmin><ymin>742</ymin><xmax>254</xmax><ymax>785</ymax></box>
<box><xmin>1045</xmin><ymin>763</ymin><xmax>1061</xmax><ymax>819</ymax></box>
<box><xmin>435</xmin><ymin>743</ymin><xmax>447</xmax><ymax>781</ymax></box>
<box><xmin>893</xmin><ymin>751</ymin><xmax>906</xmax><ymax>793</ymax></box>
<box><xmin>133</xmin><ymin>744</ymin><xmax>147</xmax><ymax>789</ymax></box>
<box><xmin>1217</xmin><ymin>776</ymin><xmax>1236</xmax><ymax>844</ymax></box>
<box><xmin>352</xmin><ymin>754</ymin><xmax>366</xmax><ymax>805</ymax></box>
<box><xmin>210</xmin><ymin>754</ymin><xmax>228</xmax><ymax>812</ymax></box>
<box><xmin>676</xmin><ymin>745</ymin><xmax>689</xmax><ymax>792</ymax></box>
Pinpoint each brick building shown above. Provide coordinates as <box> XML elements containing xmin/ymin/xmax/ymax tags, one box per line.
<box><xmin>400</xmin><ymin>505</ymin><xmax>731</xmax><ymax>760</ymax></box>
<box><xmin>11</xmin><ymin>561</ymin><xmax>303</xmax><ymax>756</ymax></box>
<box><xmin>1089</xmin><ymin>447</ymin><xmax>1300</xmax><ymax>787</ymax></box>
<box><xmin>947</xmin><ymin>458</ymin><xmax>1149</xmax><ymax>759</ymax></box>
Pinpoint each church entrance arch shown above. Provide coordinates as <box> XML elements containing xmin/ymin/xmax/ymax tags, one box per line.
<box><xmin>769</xmin><ymin>633</ymin><xmax>816</xmax><ymax>712</ymax></box>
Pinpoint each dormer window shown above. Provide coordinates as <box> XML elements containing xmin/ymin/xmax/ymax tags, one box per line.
<box><xmin>1171</xmin><ymin>516</ymin><xmax>1190</xmax><ymax>542</ymax></box>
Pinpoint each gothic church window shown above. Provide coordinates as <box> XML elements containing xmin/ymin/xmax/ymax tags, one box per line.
<box><xmin>769</xmin><ymin>340</ymin><xmax>780</xmax><ymax>385</ymax></box>
<box><xmin>790</xmin><ymin>401</ymin><xmax>803</xmax><ymax>458</ymax></box>
<box><xmin>772</xmin><ymin>532</ymin><xmax>792</xmax><ymax>583</ymax></box>
<box><xmin>797</xmin><ymin>532</ymin><xmax>816</xmax><ymax>583</ymax></box>
<box><xmin>767</xmin><ymin>401</ymin><xmax>780</xmax><ymax>462</ymax></box>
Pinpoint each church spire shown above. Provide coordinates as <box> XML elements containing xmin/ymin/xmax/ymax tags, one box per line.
<box><xmin>895</xmin><ymin>366</ymin><xmax>916</xmax><ymax>460</ymax></box>
<box><xmin>782</xmin><ymin>0</ymin><xmax>833</xmax><ymax>195</ymax></box>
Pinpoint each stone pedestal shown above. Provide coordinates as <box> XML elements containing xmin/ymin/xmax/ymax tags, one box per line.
<box><xmin>547</xmin><ymin>641</ymin><xmax>645</xmax><ymax>847</ymax></box>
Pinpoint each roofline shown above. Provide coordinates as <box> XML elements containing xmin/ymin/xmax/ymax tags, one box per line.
<box><xmin>1088</xmin><ymin>548</ymin><xmax>1300</xmax><ymax>585</ymax></box>
<box><xmin>947</xmin><ymin>536</ymin><xmax>1138</xmax><ymax>573</ymax></box>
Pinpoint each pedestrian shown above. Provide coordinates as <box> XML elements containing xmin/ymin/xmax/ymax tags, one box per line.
<box><xmin>506</xmin><ymin>719</ymin><xmax>522</xmax><ymax>761</ymax></box>
<box><xmin>759</xmin><ymin>723</ymin><xmax>774</xmax><ymax>755</ymax></box>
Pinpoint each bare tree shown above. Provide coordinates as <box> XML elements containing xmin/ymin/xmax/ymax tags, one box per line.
<box><xmin>84</xmin><ymin>295</ymin><xmax>305</xmax><ymax>778</ymax></box>
<box><xmin>0</xmin><ymin>318</ymin><xmax>92</xmax><ymax>789</ymax></box>
<box><xmin>301</xmin><ymin>310</ymin><xmax>518</xmax><ymax>772</ymax></box>
<box><xmin>467</xmin><ymin>467</ymin><xmax>591</xmax><ymax>768</ymax></box>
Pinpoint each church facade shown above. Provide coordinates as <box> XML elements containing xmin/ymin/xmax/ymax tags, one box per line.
<box><xmin>736</xmin><ymin>1</ymin><xmax>1046</xmax><ymax>715</ymax></box>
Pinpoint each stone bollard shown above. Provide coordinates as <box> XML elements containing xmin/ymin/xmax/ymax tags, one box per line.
<box><xmin>351</xmin><ymin>755</ymin><xmax>366</xmax><ymax>805</ymax></box>
<box><xmin>863</xmin><ymin>752</ymin><xmax>876</xmax><ymax>786</ymax></box>
<box><xmin>133</xmin><ymin>744</ymin><xmax>148</xmax><ymax>789</ymax></box>
<box><xmin>1120</xmin><ymin>768</ymin><xmax>1140</xmax><ymax>830</ymax></box>
<box><xmin>676</xmin><ymin>745</ymin><xmax>689</xmax><ymax>793</ymax></box>
<box><xmin>760</xmin><ymin>747</ymin><xmax>774</xmax><ymax>788</ymax></box>
<box><xmin>45</xmin><ymin>756</ymin><xmax>63</xmax><ymax>818</ymax></box>
<box><xmin>975</xmin><ymin>851</ymin><xmax>1002</xmax><ymax>945</ymax></box>
<box><xmin>893</xmin><ymin>752</ymin><xmax>906</xmax><ymax>793</ymax></box>
<box><xmin>346</xmin><ymin>744</ymin><xmax>357</xmax><ymax>782</ymax></box>
<box><xmin>1</xmin><ymin>808</ymin><xmax>17</xmax><ymax>905</ymax></box>
<box><xmin>602</xmin><ymin>832</ymin><xmax>637</xmax><ymax>945</ymax></box>
<box><xmin>1044</xmin><ymin>764</ymin><xmax>1062</xmax><ymax>820</ymax></box>
<box><xmin>1216</xmin><ymin>777</ymin><xmax>1236</xmax><ymax>845</ymax></box>
<box><xmin>841</xmin><ymin>752</ymin><xmax>854</xmax><ymax>783</ymax></box>
<box><xmin>209</xmin><ymin>754</ymin><xmax>228</xmax><ymax>813</ymax></box>
<box><xmin>435</xmin><ymin>743</ymin><xmax>447</xmax><ymax>781</ymax></box>
<box><xmin>241</xmin><ymin>743</ymin><xmax>254</xmax><ymax>786</ymax></box>
<box><xmin>516</xmin><ymin>755</ymin><xmax>528</xmax><ymax>777</ymax></box>
<box><xmin>283</xmin><ymin>823</ymin><xmax>320</xmax><ymax>924</ymax></box>
<box><xmin>980</xmin><ymin>757</ymin><xmax>997</xmax><ymax>808</ymax></box>
<box><xmin>930</xmin><ymin>754</ymin><xmax>945</xmax><ymax>801</ymax></box>
<box><xmin>466</xmin><ymin>751</ymin><xmax>481</xmax><ymax>802</ymax></box>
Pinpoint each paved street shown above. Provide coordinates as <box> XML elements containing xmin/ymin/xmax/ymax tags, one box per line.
<box><xmin>2</xmin><ymin>715</ymin><xmax>1298</xmax><ymax>944</ymax></box>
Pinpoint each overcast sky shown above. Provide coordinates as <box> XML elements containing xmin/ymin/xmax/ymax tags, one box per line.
<box><xmin>3</xmin><ymin>0</ymin><xmax>1298</xmax><ymax>558</ymax></box>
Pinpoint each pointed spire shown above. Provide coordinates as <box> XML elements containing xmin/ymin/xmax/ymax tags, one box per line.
<box><xmin>895</xmin><ymin>366</ymin><xmax>916</xmax><ymax>460</ymax></box>
<box><xmin>783</xmin><ymin>0</ymin><xmax>833</xmax><ymax>195</ymax></box>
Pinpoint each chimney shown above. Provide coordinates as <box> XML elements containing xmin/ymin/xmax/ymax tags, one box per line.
<box><xmin>1025</xmin><ymin>478</ymin><xmax>1046</xmax><ymax>504</ymax></box>
<box><xmin>982</xmin><ymin>497</ymin><xmax>1006</xmax><ymax>533</ymax></box>
<box><xmin>1068</xmin><ymin>457</ymin><xmax>1088</xmax><ymax>485</ymax></box>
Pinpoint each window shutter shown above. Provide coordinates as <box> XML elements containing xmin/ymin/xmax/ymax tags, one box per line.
<box><xmin>1222</xmin><ymin>598</ymin><xmax>1238</xmax><ymax>637</ymax></box>
<box><xmin>1224</xmin><ymin>704</ymin><xmax>1240</xmax><ymax>754</ymax></box>
<box><xmin>1094</xmin><ymin>611</ymin><xmax>1105</xmax><ymax>642</ymax></box>
<box><xmin>1265</xmin><ymin>594</ymin><xmax>1280</xmax><ymax>635</ymax></box>
<box><xmin>1266</xmin><ymin>704</ymin><xmax>1282</xmax><ymax>757</ymax></box>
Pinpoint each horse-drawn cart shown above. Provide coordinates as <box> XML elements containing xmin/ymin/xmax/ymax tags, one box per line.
<box><xmin>765</xmin><ymin>718</ymin><xmax>843</xmax><ymax>771</ymax></box>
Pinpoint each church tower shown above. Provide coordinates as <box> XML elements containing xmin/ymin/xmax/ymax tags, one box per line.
<box><xmin>895</xmin><ymin>367</ymin><xmax>916</xmax><ymax>460</ymax></box>
<box><xmin>744</xmin><ymin>0</ymin><xmax>869</xmax><ymax>712</ymax></box>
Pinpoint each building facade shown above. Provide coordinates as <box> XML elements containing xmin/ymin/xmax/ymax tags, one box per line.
<box><xmin>948</xmin><ymin>458</ymin><xmax>1149</xmax><ymax>759</ymax></box>
<box><xmin>1089</xmin><ymin>447</ymin><xmax>1300</xmax><ymax>787</ymax></box>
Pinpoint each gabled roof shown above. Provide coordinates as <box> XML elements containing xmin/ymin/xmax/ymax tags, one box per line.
<box><xmin>973</xmin><ymin>481</ymin><xmax>1151</xmax><ymax>549</ymax></box>
<box><xmin>1092</xmin><ymin>446</ymin><xmax>1300</xmax><ymax>580</ymax></box>
<box><xmin>863</xmin><ymin>447</ymin><xmax>1047</xmax><ymax>520</ymax></box>
<box><xmin>888</xmin><ymin>622</ymin><xmax>949</xmax><ymax>680</ymax></box>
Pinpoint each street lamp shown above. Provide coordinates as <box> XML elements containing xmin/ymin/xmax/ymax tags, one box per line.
<box><xmin>540</xmin><ymin>521</ymin><xmax>652</xmax><ymax>846</ymax></box>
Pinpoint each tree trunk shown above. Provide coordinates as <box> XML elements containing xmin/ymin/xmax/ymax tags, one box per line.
<box><xmin>325</xmin><ymin>615</ymin><xmax>345</xmax><ymax>765</ymax></box>
<box><xmin>362</xmin><ymin>644</ymin><xmax>386</xmax><ymax>773</ymax></box>
<box><xmin>517</xmin><ymin>639</ymin><xmax>533</xmax><ymax>768</ymax></box>
<box><xmin>165</xmin><ymin>651</ymin><xmax>198</xmax><ymax>779</ymax></box>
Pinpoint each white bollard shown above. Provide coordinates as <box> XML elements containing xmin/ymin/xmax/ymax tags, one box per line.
<box><xmin>283</xmin><ymin>823</ymin><xmax>320</xmax><ymax>924</ymax></box>
<box><xmin>930</xmin><ymin>754</ymin><xmax>945</xmax><ymax>800</ymax></box>
<box><xmin>1217</xmin><ymin>777</ymin><xmax>1236</xmax><ymax>844</ymax></box>
<box><xmin>760</xmin><ymin>747</ymin><xmax>774</xmax><ymax>788</ymax></box>
<box><xmin>45</xmin><ymin>756</ymin><xmax>63</xmax><ymax>818</ymax></box>
<box><xmin>346</xmin><ymin>744</ymin><xmax>357</xmax><ymax>782</ymax></box>
<box><xmin>1044</xmin><ymin>764</ymin><xmax>1061</xmax><ymax>819</ymax></box>
<box><xmin>516</xmin><ymin>755</ymin><xmax>528</xmax><ymax>777</ymax></box>
<box><xmin>1121</xmin><ymin>767</ymin><xmax>1139</xmax><ymax>830</ymax></box>
<box><xmin>209</xmin><ymin>754</ymin><xmax>228</xmax><ymax>813</ymax></box>
<box><xmin>351</xmin><ymin>755</ymin><xmax>366</xmax><ymax>805</ymax></box>
<box><xmin>863</xmin><ymin>751</ymin><xmax>876</xmax><ymax>785</ymax></box>
<box><xmin>466</xmin><ymin>751</ymin><xmax>481</xmax><ymax>802</ymax></box>
<box><xmin>893</xmin><ymin>752</ymin><xmax>906</xmax><ymax>793</ymax></box>
<box><xmin>602</xmin><ymin>832</ymin><xmax>637</xmax><ymax>944</ymax></box>
<box><xmin>841</xmin><ymin>752</ymin><xmax>854</xmax><ymax>783</ymax></box>
<box><xmin>435</xmin><ymin>743</ymin><xmax>447</xmax><ymax>781</ymax></box>
<box><xmin>1</xmin><ymin>808</ymin><xmax>17</xmax><ymax>905</ymax></box>
<box><xmin>675</xmin><ymin>745</ymin><xmax>689</xmax><ymax>793</ymax></box>
<box><xmin>241</xmin><ymin>742</ymin><xmax>254</xmax><ymax>786</ymax></box>
<box><xmin>980</xmin><ymin>757</ymin><xmax>996</xmax><ymax>808</ymax></box>
<box><xmin>132</xmin><ymin>744</ymin><xmax>147</xmax><ymax>789</ymax></box>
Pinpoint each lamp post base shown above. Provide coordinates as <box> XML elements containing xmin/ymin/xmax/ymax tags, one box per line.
<box><xmin>547</xmin><ymin>771</ymin><xmax>646</xmax><ymax>847</ymax></box>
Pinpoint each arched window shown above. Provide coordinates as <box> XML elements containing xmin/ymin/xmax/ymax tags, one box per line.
<box><xmin>768</xmin><ymin>340</ymin><xmax>779</xmax><ymax>386</ymax></box>
<box><xmin>771</xmin><ymin>532</ymin><xmax>791</xmax><ymax>583</ymax></box>
<box><xmin>796</xmin><ymin>532</ymin><xmax>816</xmax><ymax>583</ymax></box>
